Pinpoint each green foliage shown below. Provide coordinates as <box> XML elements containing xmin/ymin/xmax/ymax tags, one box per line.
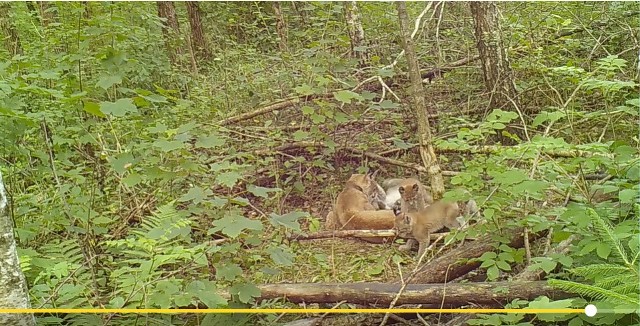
<box><xmin>549</xmin><ymin>209</ymin><xmax>639</xmax><ymax>313</ymax></box>
<box><xmin>1</xmin><ymin>2</ymin><xmax>638</xmax><ymax>325</ymax></box>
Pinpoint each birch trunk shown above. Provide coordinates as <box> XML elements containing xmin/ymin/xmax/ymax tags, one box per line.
<box><xmin>0</xmin><ymin>170</ymin><xmax>36</xmax><ymax>326</ymax></box>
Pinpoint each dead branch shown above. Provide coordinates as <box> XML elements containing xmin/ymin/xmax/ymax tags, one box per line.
<box><xmin>420</xmin><ymin>55</ymin><xmax>481</xmax><ymax>82</ymax></box>
<box><xmin>289</xmin><ymin>229</ymin><xmax>452</xmax><ymax>241</ymax></box>
<box><xmin>219</xmin><ymin>97</ymin><xmax>301</xmax><ymax>126</ymax></box>
<box><xmin>405</xmin><ymin>228</ymin><xmax>547</xmax><ymax>284</ymax></box>
<box><xmin>256</xmin><ymin>281</ymin><xmax>570</xmax><ymax>307</ymax></box>
<box><xmin>254</xmin><ymin>142</ymin><xmax>458</xmax><ymax>175</ymax></box>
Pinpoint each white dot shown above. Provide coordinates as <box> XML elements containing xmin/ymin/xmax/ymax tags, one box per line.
<box><xmin>585</xmin><ymin>304</ymin><xmax>597</xmax><ymax>317</ymax></box>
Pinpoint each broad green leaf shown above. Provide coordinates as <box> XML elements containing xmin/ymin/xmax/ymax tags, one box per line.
<box><xmin>153</xmin><ymin>139</ymin><xmax>185</xmax><ymax>152</ymax></box>
<box><xmin>490</xmin><ymin>169</ymin><xmax>528</xmax><ymax>186</ymax></box>
<box><xmin>367</xmin><ymin>264</ymin><xmax>384</xmax><ymax>276</ymax></box>
<box><xmin>294</xmin><ymin>84</ymin><xmax>315</xmax><ymax>96</ymax></box>
<box><xmin>618</xmin><ymin>189</ymin><xmax>637</xmax><ymax>203</ymax></box>
<box><xmin>109</xmin><ymin>152</ymin><xmax>134</xmax><ymax>174</ymax></box>
<box><xmin>122</xmin><ymin>173</ymin><xmax>143</xmax><ymax>187</ymax></box>
<box><xmin>333</xmin><ymin>90</ymin><xmax>361</xmax><ymax>104</ymax></box>
<box><xmin>174</xmin><ymin>294</ymin><xmax>192</xmax><ymax>307</ymax></box>
<box><xmin>215</xmin><ymin>263</ymin><xmax>243</xmax><ymax>281</ymax></box>
<box><xmin>211</xmin><ymin>211</ymin><xmax>263</xmax><ymax>238</ymax></box>
<box><xmin>231</xmin><ymin>283</ymin><xmax>261</xmax><ymax>304</ymax></box>
<box><xmin>179</xmin><ymin>186</ymin><xmax>212</xmax><ymax>204</ymax></box>
<box><xmin>96</xmin><ymin>74</ymin><xmax>123</xmax><ymax>90</ymax></box>
<box><xmin>393</xmin><ymin>138</ymin><xmax>415</xmax><ymax>149</ymax></box>
<box><xmin>177</xmin><ymin>122</ymin><xmax>198</xmax><ymax>133</ymax></box>
<box><xmin>196</xmin><ymin>134</ymin><xmax>226</xmax><ymax>148</ymax></box>
<box><xmin>247</xmin><ymin>185</ymin><xmax>280</xmax><ymax>199</ymax></box>
<box><xmin>379</xmin><ymin>100</ymin><xmax>399</xmax><ymax>109</ymax></box>
<box><xmin>486</xmin><ymin>265</ymin><xmax>499</xmax><ymax>280</ymax></box>
<box><xmin>266</xmin><ymin>246</ymin><xmax>295</xmax><ymax>266</ymax></box>
<box><xmin>215</xmin><ymin>171</ymin><xmax>242</xmax><ymax>188</ymax></box>
<box><xmin>83</xmin><ymin>101</ymin><xmax>105</xmax><ymax>118</ymax></box>
<box><xmin>596</xmin><ymin>243</ymin><xmax>611</xmax><ymax>259</ymax></box>
<box><xmin>301</xmin><ymin>106</ymin><xmax>314</xmax><ymax>115</ymax></box>
<box><xmin>311</xmin><ymin>113</ymin><xmax>325</xmax><ymax>124</ymax></box>
<box><xmin>268</xmin><ymin>211</ymin><xmax>308</xmax><ymax>232</ymax></box>
<box><xmin>100</xmin><ymin>98</ymin><xmax>137</xmax><ymax>117</ymax></box>
<box><xmin>293</xmin><ymin>130</ymin><xmax>309</xmax><ymax>141</ymax></box>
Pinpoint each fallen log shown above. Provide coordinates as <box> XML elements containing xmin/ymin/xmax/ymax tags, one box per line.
<box><xmin>444</xmin><ymin>234</ymin><xmax>578</xmax><ymax>326</ymax></box>
<box><xmin>257</xmin><ymin>281</ymin><xmax>570</xmax><ymax>307</ymax></box>
<box><xmin>288</xmin><ymin>229</ymin><xmax>451</xmax><ymax>241</ymax></box>
<box><xmin>406</xmin><ymin>228</ymin><xmax>546</xmax><ymax>284</ymax></box>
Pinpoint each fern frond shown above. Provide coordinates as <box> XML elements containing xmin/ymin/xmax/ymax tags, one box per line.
<box><xmin>588</xmin><ymin>208</ymin><xmax>630</xmax><ymax>265</ymax></box>
<box><xmin>549</xmin><ymin>279</ymin><xmax>640</xmax><ymax>306</ymax></box>
<box><xmin>570</xmin><ymin>264</ymin><xmax>632</xmax><ymax>280</ymax></box>
<box><xmin>610</xmin><ymin>282</ymin><xmax>640</xmax><ymax>296</ymax></box>
<box><xmin>593</xmin><ymin>273</ymin><xmax>637</xmax><ymax>289</ymax></box>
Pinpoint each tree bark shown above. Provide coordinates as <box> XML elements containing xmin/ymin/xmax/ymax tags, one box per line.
<box><xmin>406</xmin><ymin>228</ymin><xmax>546</xmax><ymax>284</ymax></box>
<box><xmin>344</xmin><ymin>1</ymin><xmax>368</xmax><ymax>66</ymax></box>
<box><xmin>185</xmin><ymin>1</ymin><xmax>209</xmax><ymax>60</ymax></box>
<box><xmin>157</xmin><ymin>1</ymin><xmax>182</xmax><ymax>65</ymax></box>
<box><xmin>0</xmin><ymin>171</ymin><xmax>36</xmax><ymax>326</ymax></box>
<box><xmin>0</xmin><ymin>3</ymin><xmax>22</xmax><ymax>56</ymax></box>
<box><xmin>36</xmin><ymin>1</ymin><xmax>57</xmax><ymax>27</ymax></box>
<box><xmin>395</xmin><ymin>2</ymin><xmax>445</xmax><ymax>200</ymax></box>
<box><xmin>469</xmin><ymin>2</ymin><xmax>519</xmax><ymax>111</ymax></box>
<box><xmin>257</xmin><ymin>281</ymin><xmax>570</xmax><ymax>307</ymax></box>
<box><xmin>272</xmin><ymin>1</ymin><xmax>288</xmax><ymax>52</ymax></box>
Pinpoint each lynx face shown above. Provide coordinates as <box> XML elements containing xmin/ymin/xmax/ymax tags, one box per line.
<box><xmin>392</xmin><ymin>209</ymin><xmax>412</xmax><ymax>237</ymax></box>
<box><xmin>347</xmin><ymin>171</ymin><xmax>386</xmax><ymax>208</ymax></box>
<box><xmin>398</xmin><ymin>181</ymin><xmax>422</xmax><ymax>211</ymax></box>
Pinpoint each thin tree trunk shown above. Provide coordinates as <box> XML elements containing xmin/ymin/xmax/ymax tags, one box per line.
<box><xmin>396</xmin><ymin>2</ymin><xmax>445</xmax><ymax>199</ymax></box>
<box><xmin>36</xmin><ymin>1</ymin><xmax>57</xmax><ymax>27</ymax></box>
<box><xmin>272</xmin><ymin>1</ymin><xmax>288</xmax><ymax>52</ymax></box>
<box><xmin>0</xmin><ymin>3</ymin><xmax>22</xmax><ymax>56</ymax></box>
<box><xmin>469</xmin><ymin>2</ymin><xmax>519</xmax><ymax>111</ymax></box>
<box><xmin>345</xmin><ymin>1</ymin><xmax>368</xmax><ymax>66</ymax></box>
<box><xmin>185</xmin><ymin>1</ymin><xmax>210</xmax><ymax>60</ymax></box>
<box><xmin>157</xmin><ymin>1</ymin><xmax>182</xmax><ymax>66</ymax></box>
<box><xmin>0</xmin><ymin>171</ymin><xmax>36</xmax><ymax>326</ymax></box>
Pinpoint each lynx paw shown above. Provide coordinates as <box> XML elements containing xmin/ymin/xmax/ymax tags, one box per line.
<box><xmin>398</xmin><ymin>243</ymin><xmax>412</xmax><ymax>251</ymax></box>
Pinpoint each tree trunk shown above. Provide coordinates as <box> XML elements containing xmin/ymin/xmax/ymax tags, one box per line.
<box><xmin>272</xmin><ymin>1</ymin><xmax>288</xmax><ymax>52</ymax></box>
<box><xmin>157</xmin><ymin>1</ymin><xmax>182</xmax><ymax>66</ymax></box>
<box><xmin>395</xmin><ymin>2</ymin><xmax>445</xmax><ymax>199</ymax></box>
<box><xmin>185</xmin><ymin>1</ymin><xmax>210</xmax><ymax>60</ymax></box>
<box><xmin>257</xmin><ymin>281</ymin><xmax>570</xmax><ymax>307</ymax></box>
<box><xmin>36</xmin><ymin>1</ymin><xmax>57</xmax><ymax>27</ymax></box>
<box><xmin>0</xmin><ymin>171</ymin><xmax>36</xmax><ymax>326</ymax></box>
<box><xmin>469</xmin><ymin>2</ymin><xmax>519</xmax><ymax>111</ymax></box>
<box><xmin>344</xmin><ymin>1</ymin><xmax>368</xmax><ymax>66</ymax></box>
<box><xmin>0</xmin><ymin>3</ymin><xmax>22</xmax><ymax>56</ymax></box>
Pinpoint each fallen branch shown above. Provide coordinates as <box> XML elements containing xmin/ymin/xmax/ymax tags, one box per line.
<box><xmin>446</xmin><ymin>234</ymin><xmax>578</xmax><ymax>326</ymax></box>
<box><xmin>437</xmin><ymin>145</ymin><xmax>613</xmax><ymax>159</ymax></box>
<box><xmin>219</xmin><ymin>94</ymin><xmax>333</xmax><ymax>126</ymax></box>
<box><xmin>289</xmin><ymin>229</ymin><xmax>452</xmax><ymax>241</ymax></box>
<box><xmin>405</xmin><ymin>228</ymin><xmax>546</xmax><ymax>284</ymax></box>
<box><xmin>256</xmin><ymin>281</ymin><xmax>570</xmax><ymax>307</ymax></box>
<box><xmin>254</xmin><ymin>142</ymin><xmax>458</xmax><ymax>175</ymax></box>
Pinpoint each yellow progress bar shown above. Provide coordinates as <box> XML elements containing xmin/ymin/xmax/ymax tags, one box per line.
<box><xmin>0</xmin><ymin>308</ymin><xmax>585</xmax><ymax>314</ymax></box>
